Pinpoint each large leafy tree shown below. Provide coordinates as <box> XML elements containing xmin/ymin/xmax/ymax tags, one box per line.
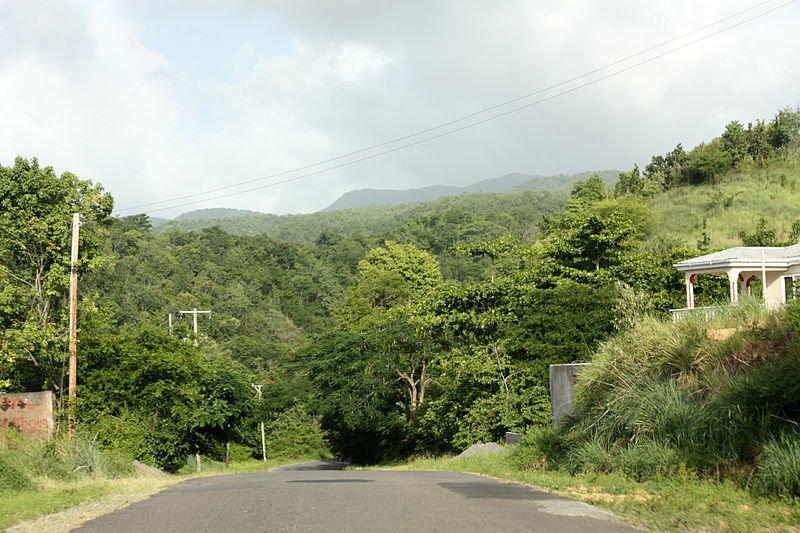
<box><xmin>0</xmin><ymin>157</ymin><xmax>113</xmax><ymax>391</ymax></box>
<box><xmin>337</xmin><ymin>241</ymin><xmax>442</xmax><ymax>330</ymax></box>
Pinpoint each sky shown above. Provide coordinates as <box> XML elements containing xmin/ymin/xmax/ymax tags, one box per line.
<box><xmin>1</xmin><ymin>0</ymin><xmax>798</xmax><ymax>218</ymax></box>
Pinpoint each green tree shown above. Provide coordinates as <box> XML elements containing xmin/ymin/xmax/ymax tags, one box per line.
<box><xmin>721</xmin><ymin>120</ymin><xmax>749</xmax><ymax>167</ymax></box>
<box><xmin>337</xmin><ymin>241</ymin><xmax>441</xmax><ymax>329</ymax></box>
<box><xmin>0</xmin><ymin>157</ymin><xmax>113</xmax><ymax>392</ymax></box>
<box><xmin>615</xmin><ymin>165</ymin><xmax>644</xmax><ymax>197</ymax></box>
<box><xmin>686</xmin><ymin>140</ymin><xmax>732</xmax><ymax>185</ymax></box>
<box><xmin>452</xmin><ymin>235</ymin><xmax>515</xmax><ymax>283</ymax></box>
<box><xmin>767</xmin><ymin>106</ymin><xmax>800</xmax><ymax>152</ymax></box>
<box><xmin>747</xmin><ymin>120</ymin><xmax>772</xmax><ymax>165</ymax></box>
<box><xmin>544</xmin><ymin>197</ymin><xmax>652</xmax><ymax>273</ymax></box>
<box><xmin>739</xmin><ymin>218</ymin><xmax>779</xmax><ymax>247</ymax></box>
<box><xmin>303</xmin><ymin>331</ymin><xmax>407</xmax><ymax>463</ymax></box>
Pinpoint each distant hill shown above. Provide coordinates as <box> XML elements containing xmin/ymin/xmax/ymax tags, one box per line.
<box><xmin>323</xmin><ymin>171</ymin><xmax>619</xmax><ymax>211</ymax></box>
<box><xmin>174</xmin><ymin>208</ymin><xmax>263</xmax><ymax>221</ymax></box>
<box><xmin>512</xmin><ymin>170</ymin><xmax>619</xmax><ymax>192</ymax></box>
<box><xmin>154</xmin><ymin>189</ymin><xmax>567</xmax><ymax>243</ymax></box>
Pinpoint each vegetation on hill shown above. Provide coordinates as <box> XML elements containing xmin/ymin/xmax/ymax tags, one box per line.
<box><xmin>174</xmin><ymin>208</ymin><xmax>264</xmax><ymax>221</ymax></box>
<box><xmin>154</xmin><ymin>189</ymin><xmax>566</xmax><ymax>242</ymax></box>
<box><xmin>321</xmin><ymin>170</ymin><xmax>615</xmax><ymax>211</ymax></box>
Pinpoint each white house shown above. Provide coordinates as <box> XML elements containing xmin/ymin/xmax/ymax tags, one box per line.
<box><xmin>673</xmin><ymin>244</ymin><xmax>800</xmax><ymax>317</ymax></box>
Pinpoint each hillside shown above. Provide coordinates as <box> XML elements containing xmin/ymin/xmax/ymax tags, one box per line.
<box><xmin>174</xmin><ymin>207</ymin><xmax>264</xmax><ymax>220</ymax></box>
<box><xmin>647</xmin><ymin>152</ymin><xmax>800</xmax><ymax>248</ymax></box>
<box><xmin>322</xmin><ymin>170</ymin><xmax>619</xmax><ymax>211</ymax></box>
<box><xmin>154</xmin><ymin>189</ymin><xmax>567</xmax><ymax>242</ymax></box>
<box><xmin>511</xmin><ymin>169</ymin><xmax>619</xmax><ymax>192</ymax></box>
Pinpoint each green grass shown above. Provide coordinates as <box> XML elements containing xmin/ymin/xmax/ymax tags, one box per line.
<box><xmin>384</xmin><ymin>451</ymin><xmax>800</xmax><ymax>532</ymax></box>
<box><xmin>648</xmin><ymin>152</ymin><xmax>800</xmax><ymax>248</ymax></box>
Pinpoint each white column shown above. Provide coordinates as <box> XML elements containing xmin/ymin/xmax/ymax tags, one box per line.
<box><xmin>728</xmin><ymin>271</ymin><xmax>740</xmax><ymax>303</ymax></box>
<box><xmin>686</xmin><ymin>273</ymin><xmax>695</xmax><ymax>309</ymax></box>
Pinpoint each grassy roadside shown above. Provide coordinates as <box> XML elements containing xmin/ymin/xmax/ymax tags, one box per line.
<box><xmin>1</xmin><ymin>455</ymin><xmax>323</xmax><ymax>532</ymax></box>
<box><xmin>381</xmin><ymin>451</ymin><xmax>800</xmax><ymax>532</ymax></box>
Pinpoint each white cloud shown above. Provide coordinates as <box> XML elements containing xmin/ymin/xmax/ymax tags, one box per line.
<box><xmin>1</xmin><ymin>0</ymin><xmax>798</xmax><ymax>217</ymax></box>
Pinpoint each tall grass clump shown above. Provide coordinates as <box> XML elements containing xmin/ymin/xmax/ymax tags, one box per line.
<box><xmin>516</xmin><ymin>296</ymin><xmax>800</xmax><ymax>496</ymax></box>
<box><xmin>0</xmin><ymin>429</ymin><xmax>136</xmax><ymax>489</ymax></box>
<box><xmin>752</xmin><ymin>430</ymin><xmax>800</xmax><ymax>497</ymax></box>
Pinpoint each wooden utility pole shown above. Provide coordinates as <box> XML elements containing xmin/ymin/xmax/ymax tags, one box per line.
<box><xmin>179</xmin><ymin>308</ymin><xmax>210</xmax><ymax>346</ymax></box>
<box><xmin>251</xmin><ymin>383</ymin><xmax>267</xmax><ymax>462</ymax></box>
<box><xmin>68</xmin><ymin>213</ymin><xmax>80</xmax><ymax>437</ymax></box>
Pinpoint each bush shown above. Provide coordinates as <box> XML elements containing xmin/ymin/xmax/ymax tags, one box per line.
<box><xmin>265</xmin><ymin>405</ymin><xmax>328</xmax><ymax>459</ymax></box>
<box><xmin>555</xmin><ymin>299</ymin><xmax>800</xmax><ymax>486</ymax></box>
<box><xmin>753</xmin><ymin>431</ymin><xmax>800</xmax><ymax>498</ymax></box>
<box><xmin>612</xmin><ymin>439</ymin><xmax>682</xmax><ymax>480</ymax></box>
<box><xmin>564</xmin><ymin>437</ymin><xmax>613</xmax><ymax>475</ymax></box>
<box><xmin>0</xmin><ymin>455</ymin><xmax>35</xmax><ymax>492</ymax></box>
<box><xmin>90</xmin><ymin>411</ymin><xmax>188</xmax><ymax>473</ymax></box>
<box><xmin>508</xmin><ymin>425</ymin><xmax>570</xmax><ymax>470</ymax></box>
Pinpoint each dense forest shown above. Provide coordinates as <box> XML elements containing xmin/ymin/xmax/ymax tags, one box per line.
<box><xmin>1</xmin><ymin>106</ymin><xmax>799</xmax><ymax>472</ymax></box>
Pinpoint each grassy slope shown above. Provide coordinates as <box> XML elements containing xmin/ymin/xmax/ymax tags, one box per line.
<box><xmin>648</xmin><ymin>152</ymin><xmax>800</xmax><ymax>248</ymax></box>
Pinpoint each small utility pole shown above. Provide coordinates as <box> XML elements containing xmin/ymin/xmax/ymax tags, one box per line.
<box><xmin>251</xmin><ymin>383</ymin><xmax>267</xmax><ymax>462</ymax></box>
<box><xmin>68</xmin><ymin>213</ymin><xmax>80</xmax><ymax>437</ymax></box>
<box><xmin>179</xmin><ymin>308</ymin><xmax>211</xmax><ymax>346</ymax></box>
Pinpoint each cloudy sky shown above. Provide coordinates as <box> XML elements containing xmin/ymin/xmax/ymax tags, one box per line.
<box><xmin>1</xmin><ymin>1</ymin><xmax>798</xmax><ymax>218</ymax></box>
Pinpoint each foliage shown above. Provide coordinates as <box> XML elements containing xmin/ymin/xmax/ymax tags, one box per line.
<box><xmin>77</xmin><ymin>326</ymin><xmax>253</xmax><ymax>472</ymax></box>
<box><xmin>0</xmin><ymin>157</ymin><xmax>113</xmax><ymax>391</ymax></box>
<box><xmin>337</xmin><ymin>241</ymin><xmax>442</xmax><ymax>330</ymax></box>
<box><xmin>263</xmin><ymin>404</ymin><xmax>328</xmax><ymax>459</ymax></box>
<box><xmin>155</xmin><ymin>190</ymin><xmax>565</xmax><ymax>244</ymax></box>
<box><xmin>0</xmin><ymin>454</ymin><xmax>35</xmax><ymax>492</ymax></box>
<box><xmin>302</xmin><ymin>330</ymin><xmax>408</xmax><ymax>464</ymax></box>
<box><xmin>516</xmin><ymin>298</ymin><xmax>800</xmax><ymax>497</ymax></box>
<box><xmin>752</xmin><ymin>430</ymin><xmax>800</xmax><ymax>497</ymax></box>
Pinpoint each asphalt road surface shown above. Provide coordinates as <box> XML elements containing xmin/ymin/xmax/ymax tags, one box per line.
<box><xmin>76</xmin><ymin>461</ymin><xmax>642</xmax><ymax>532</ymax></box>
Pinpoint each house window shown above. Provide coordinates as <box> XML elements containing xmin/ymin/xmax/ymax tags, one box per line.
<box><xmin>784</xmin><ymin>275</ymin><xmax>800</xmax><ymax>302</ymax></box>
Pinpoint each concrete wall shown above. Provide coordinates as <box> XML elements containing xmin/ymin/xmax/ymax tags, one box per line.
<box><xmin>549</xmin><ymin>363</ymin><xmax>590</xmax><ymax>424</ymax></box>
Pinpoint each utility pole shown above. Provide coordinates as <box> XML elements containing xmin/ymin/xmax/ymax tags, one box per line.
<box><xmin>168</xmin><ymin>313</ymin><xmax>173</xmax><ymax>336</ymax></box>
<box><xmin>251</xmin><ymin>383</ymin><xmax>267</xmax><ymax>462</ymax></box>
<box><xmin>179</xmin><ymin>308</ymin><xmax>210</xmax><ymax>346</ymax></box>
<box><xmin>68</xmin><ymin>213</ymin><xmax>80</xmax><ymax>437</ymax></box>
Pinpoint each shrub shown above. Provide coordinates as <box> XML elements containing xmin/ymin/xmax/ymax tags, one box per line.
<box><xmin>753</xmin><ymin>431</ymin><xmax>800</xmax><ymax>497</ymax></box>
<box><xmin>612</xmin><ymin>439</ymin><xmax>682</xmax><ymax>480</ymax></box>
<box><xmin>564</xmin><ymin>437</ymin><xmax>613</xmax><ymax>475</ymax></box>
<box><xmin>0</xmin><ymin>455</ymin><xmax>35</xmax><ymax>492</ymax></box>
<box><xmin>559</xmin><ymin>297</ymin><xmax>800</xmax><ymax>486</ymax></box>
<box><xmin>508</xmin><ymin>425</ymin><xmax>570</xmax><ymax>470</ymax></box>
<box><xmin>265</xmin><ymin>405</ymin><xmax>328</xmax><ymax>459</ymax></box>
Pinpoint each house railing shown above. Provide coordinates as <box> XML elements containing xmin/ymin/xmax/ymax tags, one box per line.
<box><xmin>669</xmin><ymin>306</ymin><xmax>721</xmax><ymax>322</ymax></box>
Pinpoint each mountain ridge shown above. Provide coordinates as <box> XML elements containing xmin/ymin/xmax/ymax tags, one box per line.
<box><xmin>322</xmin><ymin>170</ymin><xmax>619</xmax><ymax>211</ymax></box>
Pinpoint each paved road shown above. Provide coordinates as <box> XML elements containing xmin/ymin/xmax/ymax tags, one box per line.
<box><xmin>76</xmin><ymin>461</ymin><xmax>641</xmax><ymax>532</ymax></box>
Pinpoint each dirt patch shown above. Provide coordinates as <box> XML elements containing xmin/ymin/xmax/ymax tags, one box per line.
<box><xmin>566</xmin><ymin>485</ymin><xmax>653</xmax><ymax>505</ymax></box>
<box><xmin>707</xmin><ymin>328</ymin><xmax>737</xmax><ymax>341</ymax></box>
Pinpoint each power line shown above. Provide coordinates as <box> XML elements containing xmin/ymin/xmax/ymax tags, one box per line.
<box><xmin>117</xmin><ymin>0</ymin><xmax>796</xmax><ymax>215</ymax></box>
